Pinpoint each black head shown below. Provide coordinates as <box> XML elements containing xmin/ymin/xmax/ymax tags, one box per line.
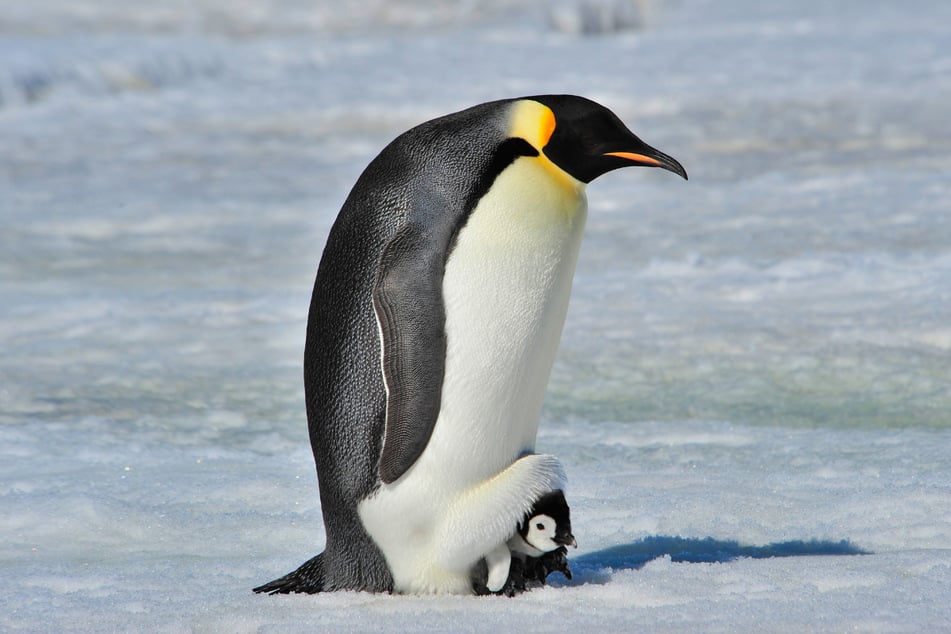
<box><xmin>523</xmin><ymin>94</ymin><xmax>687</xmax><ymax>184</ymax></box>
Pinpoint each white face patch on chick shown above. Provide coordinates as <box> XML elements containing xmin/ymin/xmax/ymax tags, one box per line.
<box><xmin>523</xmin><ymin>513</ymin><xmax>560</xmax><ymax>552</ymax></box>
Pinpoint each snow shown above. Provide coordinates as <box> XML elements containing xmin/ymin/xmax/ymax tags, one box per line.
<box><xmin>2</xmin><ymin>0</ymin><xmax>950</xmax><ymax>631</ymax></box>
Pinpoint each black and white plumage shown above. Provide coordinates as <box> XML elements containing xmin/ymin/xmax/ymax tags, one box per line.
<box><xmin>254</xmin><ymin>95</ymin><xmax>686</xmax><ymax>596</ymax></box>
<box><xmin>483</xmin><ymin>489</ymin><xmax>577</xmax><ymax>594</ymax></box>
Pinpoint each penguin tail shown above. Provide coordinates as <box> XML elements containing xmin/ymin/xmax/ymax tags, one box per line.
<box><xmin>253</xmin><ymin>553</ymin><xmax>325</xmax><ymax>594</ymax></box>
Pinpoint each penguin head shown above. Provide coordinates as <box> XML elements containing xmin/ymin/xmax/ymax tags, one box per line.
<box><xmin>518</xmin><ymin>490</ymin><xmax>577</xmax><ymax>552</ymax></box>
<box><xmin>511</xmin><ymin>94</ymin><xmax>687</xmax><ymax>184</ymax></box>
<box><xmin>520</xmin><ymin>513</ymin><xmax>561</xmax><ymax>552</ymax></box>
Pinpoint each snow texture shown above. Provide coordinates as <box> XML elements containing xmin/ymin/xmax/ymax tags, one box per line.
<box><xmin>2</xmin><ymin>0</ymin><xmax>950</xmax><ymax>631</ymax></box>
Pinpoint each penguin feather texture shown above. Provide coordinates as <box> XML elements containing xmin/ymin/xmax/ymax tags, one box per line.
<box><xmin>254</xmin><ymin>95</ymin><xmax>686</xmax><ymax>596</ymax></box>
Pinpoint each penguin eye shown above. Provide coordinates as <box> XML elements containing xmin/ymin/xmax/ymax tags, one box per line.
<box><xmin>535</xmin><ymin>522</ymin><xmax>545</xmax><ymax>531</ymax></box>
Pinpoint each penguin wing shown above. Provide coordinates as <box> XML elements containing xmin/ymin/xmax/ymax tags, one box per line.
<box><xmin>372</xmin><ymin>224</ymin><xmax>447</xmax><ymax>484</ymax></box>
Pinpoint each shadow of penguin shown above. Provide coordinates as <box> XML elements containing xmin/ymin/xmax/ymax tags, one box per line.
<box><xmin>551</xmin><ymin>536</ymin><xmax>870</xmax><ymax>586</ymax></box>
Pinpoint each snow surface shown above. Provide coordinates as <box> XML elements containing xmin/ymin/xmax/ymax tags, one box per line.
<box><xmin>2</xmin><ymin>0</ymin><xmax>950</xmax><ymax>631</ymax></box>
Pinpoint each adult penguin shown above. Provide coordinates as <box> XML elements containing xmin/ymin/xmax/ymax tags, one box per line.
<box><xmin>254</xmin><ymin>95</ymin><xmax>686</xmax><ymax>595</ymax></box>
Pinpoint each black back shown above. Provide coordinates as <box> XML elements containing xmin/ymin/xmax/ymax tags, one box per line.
<box><xmin>302</xmin><ymin>98</ymin><xmax>524</xmax><ymax>590</ymax></box>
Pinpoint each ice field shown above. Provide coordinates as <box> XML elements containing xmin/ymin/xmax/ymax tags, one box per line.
<box><xmin>2</xmin><ymin>0</ymin><xmax>950</xmax><ymax>631</ymax></box>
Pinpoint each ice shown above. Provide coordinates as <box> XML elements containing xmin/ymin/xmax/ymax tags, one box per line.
<box><xmin>2</xmin><ymin>0</ymin><xmax>950</xmax><ymax>631</ymax></box>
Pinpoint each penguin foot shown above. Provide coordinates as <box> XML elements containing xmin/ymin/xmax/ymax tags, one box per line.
<box><xmin>472</xmin><ymin>548</ymin><xmax>573</xmax><ymax>597</ymax></box>
<box><xmin>524</xmin><ymin>546</ymin><xmax>572</xmax><ymax>583</ymax></box>
<box><xmin>497</xmin><ymin>556</ymin><xmax>529</xmax><ymax>597</ymax></box>
<box><xmin>472</xmin><ymin>556</ymin><xmax>529</xmax><ymax>597</ymax></box>
<box><xmin>254</xmin><ymin>553</ymin><xmax>325</xmax><ymax>594</ymax></box>
<box><xmin>492</xmin><ymin>557</ymin><xmax>528</xmax><ymax>598</ymax></box>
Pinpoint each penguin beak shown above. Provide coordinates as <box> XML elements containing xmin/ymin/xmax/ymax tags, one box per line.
<box><xmin>604</xmin><ymin>146</ymin><xmax>688</xmax><ymax>180</ymax></box>
<box><xmin>558</xmin><ymin>532</ymin><xmax>578</xmax><ymax>549</ymax></box>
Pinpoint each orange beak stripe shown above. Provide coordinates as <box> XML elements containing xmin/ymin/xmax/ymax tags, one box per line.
<box><xmin>604</xmin><ymin>151</ymin><xmax>664</xmax><ymax>166</ymax></box>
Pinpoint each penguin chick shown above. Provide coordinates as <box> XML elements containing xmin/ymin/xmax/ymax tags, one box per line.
<box><xmin>484</xmin><ymin>490</ymin><xmax>576</xmax><ymax>594</ymax></box>
<box><xmin>512</xmin><ymin>489</ymin><xmax>577</xmax><ymax>557</ymax></box>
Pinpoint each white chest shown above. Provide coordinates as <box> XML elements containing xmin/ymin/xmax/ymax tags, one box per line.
<box><xmin>359</xmin><ymin>156</ymin><xmax>584</xmax><ymax>594</ymax></box>
<box><xmin>429</xmin><ymin>156</ymin><xmax>587</xmax><ymax>483</ymax></box>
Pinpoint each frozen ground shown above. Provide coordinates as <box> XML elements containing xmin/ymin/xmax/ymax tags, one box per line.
<box><xmin>2</xmin><ymin>0</ymin><xmax>950</xmax><ymax>631</ymax></box>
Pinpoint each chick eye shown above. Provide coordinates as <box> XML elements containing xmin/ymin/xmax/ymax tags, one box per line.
<box><xmin>536</xmin><ymin>522</ymin><xmax>545</xmax><ymax>531</ymax></box>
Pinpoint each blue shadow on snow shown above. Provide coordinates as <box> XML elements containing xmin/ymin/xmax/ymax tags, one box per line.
<box><xmin>562</xmin><ymin>536</ymin><xmax>870</xmax><ymax>584</ymax></box>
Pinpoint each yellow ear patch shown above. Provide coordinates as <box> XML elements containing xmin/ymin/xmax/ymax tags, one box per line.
<box><xmin>509</xmin><ymin>100</ymin><xmax>557</xmax><ymax>150</ymax></box>
<box><xmin>508</xmin><ymin>100</ymin><xmax>584</xmax><ymax>196</ymax></box>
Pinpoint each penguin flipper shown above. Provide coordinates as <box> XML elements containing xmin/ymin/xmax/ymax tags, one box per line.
<box><xmin>484</xmin><ymin>543</ymin><xmax>513</xmax><ymax>593</ymax></box>
<box><xmin>253</xmin><ymin>553</ymin><xmax>325</xmax><ymax>594</ymax></box>
<box><xmin>433</xmin><ymin>453</ymin><xmax>566</xmax><ymax>572</ymax></box>
<box><xmin>372</xmin><ymin>225</ymin><xmax>448</xmax><ymax>484</ymax></box>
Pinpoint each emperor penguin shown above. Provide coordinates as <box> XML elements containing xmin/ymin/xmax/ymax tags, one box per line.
<box><xmin>254</xmin><ymin>95</ymin><xmax>686</xmax><ymax>596</ymax></box>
